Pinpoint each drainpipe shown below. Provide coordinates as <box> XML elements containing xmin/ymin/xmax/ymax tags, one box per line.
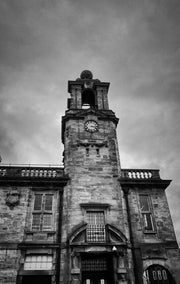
<box><xmin>56</xmin><ymin>188</ymin><xmax>63</xmax><ymax>284</ymax></box>
<box><xmin>123</xmin><ymin>187</ymin><xmax>140</xmax><ymax>284</ymax></box>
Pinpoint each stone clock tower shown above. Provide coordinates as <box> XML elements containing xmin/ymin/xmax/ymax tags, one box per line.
<box><xmin>61</xmin><ymin>70</ymin><xmax>132</xmax><ymax>284</ymax></box>
<box><xmin>59</xmin><ymin>70</ymin><xmax>180</xmax><ymax>284</ymax></box>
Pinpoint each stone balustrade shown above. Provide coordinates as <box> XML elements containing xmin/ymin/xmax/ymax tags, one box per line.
<box><xmin>0</xmin><ymin>165</ymin><xmax>160</xmax><ymax>180</ymax></box>
<box><xmin>0</xmin><ymin>164</ymin><xmax>65</xmax><ymax>178</ymax></box>
<box><xmin>120</xmin><ymin>169</ymin><xmax>160</xmax><ymax>180</ymax></box>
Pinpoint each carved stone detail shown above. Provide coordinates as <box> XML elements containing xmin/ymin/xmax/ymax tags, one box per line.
<box><xmin>6</xmin><ymin>189</ymin><xmax>20</xmax><ymax>209</ymax></box>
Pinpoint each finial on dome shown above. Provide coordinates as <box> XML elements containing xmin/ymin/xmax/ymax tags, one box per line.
<box><xmin>80</xmin><ymin>70</ymin><xmax>93</xmax><ymax>80</ymax></box>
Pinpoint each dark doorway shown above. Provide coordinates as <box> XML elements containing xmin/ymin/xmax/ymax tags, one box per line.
<box><xmin>81</xmin><ymin>254</ymin><xmax>114</xmax><ymax>284</ymax></box>
<box><xmin>143</xmin><ymin>265</ymin><xmax>175</xmax><ymax>284</ymax></box>
<box><xmin>21</xmin><ymin>275</ymin><xmax>51</xmax><ymax>284</ymax></box>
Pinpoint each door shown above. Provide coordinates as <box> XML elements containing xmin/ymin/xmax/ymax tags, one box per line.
<box><xmin>81</xmin><ymin>254</ymin><xmax>114</xmax><ymax>284</ymax></box>
<box><xmin>83</xmin><ymin>274</ymin><xmax>107</xmax><ymax>284</ymax></box>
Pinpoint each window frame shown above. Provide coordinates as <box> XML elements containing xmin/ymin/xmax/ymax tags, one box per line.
<box><xmin>86</xmin><ymin>210</ymin><xmax>106</xmax><ymax>243</ymax></box>
<box><xmin>31</xmin><ymin>193</ymin><xmax>54</xmax><ymax>232</ymax></box>
<box><xmin>80</xmin><ymin>203</ymin><xmax>110</xmax><ymax>243</ymax></box>
<box><xmin>24</xmin><ymin>254</ymin><xmax>53</xmax><ymax>270</ymax></box>
<box><xmin>85</xmin><ymin>208</ymin><xmax>107</xmax><ymax>244</ymax></box>
<box><xmin>139</xmin><ymin>194</ymin><xmax>156</xmax><ymax>233</ymax></box>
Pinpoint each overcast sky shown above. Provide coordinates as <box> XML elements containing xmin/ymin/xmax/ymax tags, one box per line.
<box><xmin>0</xmin><ymin>0</ymin><xmax>180</xmax><ymax>244</ymax></box>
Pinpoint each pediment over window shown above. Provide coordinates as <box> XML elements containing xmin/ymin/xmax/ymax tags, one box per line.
<box><xmin>68</xmin><ymin>223</ymin><xmax>127</xmax><ymax>245</ymax></box>
<box><xmin>107</xmin><ymin>224</ymin><xmax>127</xmax><ymax>244</ymax></box>
<box><xmin>69</xmin><ymin>223</ymin><xmax>87</xmax><ymax>244</ymax></box>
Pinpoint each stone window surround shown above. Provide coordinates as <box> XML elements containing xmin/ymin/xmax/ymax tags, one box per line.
<box><xmin>138</xmin><ymin>194</ymin><xmax>156</xmax><ymax>234</ymax></box>
<box><xmin>29</xmin><ymin>190</ymin><xmax>56</xmax><ymax>232</ymax></box>
<box><xmin>80</xmin><ymin>203</ymin><xmax>110</xmax><ymax>243</ymax></box>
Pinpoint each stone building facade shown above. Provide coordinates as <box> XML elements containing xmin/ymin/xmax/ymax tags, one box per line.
<box><xmin>0</xmin><ymin>70</ymin><xmax>180</xmax><ymax>284</ymax></box>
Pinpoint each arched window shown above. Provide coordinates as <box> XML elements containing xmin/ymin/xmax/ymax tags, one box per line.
<box><xmin>82</xmin><ymin>88</ymin><xmax>96</xmax><ymax>109</ymax></box>
<box><xmin>143</xmin><ymin>265</ymin><xmax>175</xmax><ymax>284</ymax></box>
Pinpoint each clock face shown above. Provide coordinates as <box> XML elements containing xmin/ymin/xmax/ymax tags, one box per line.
<box><xmin>84</xmin><ymin>120</ymin><xmax>98</xmax><ymax>133</ymax></box>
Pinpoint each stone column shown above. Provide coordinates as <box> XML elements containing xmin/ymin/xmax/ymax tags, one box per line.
<box><xmin>117</xmin><ymin>252</ymin><xmax>128</xmax><ymax>284</ymax></box>
<box><xmin>71</xmin><ymin>252</ymin><xmax>81</xmax><ymax>284</ymax></box>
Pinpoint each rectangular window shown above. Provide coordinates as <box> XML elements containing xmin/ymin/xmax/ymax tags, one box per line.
<box><xmin>86</xmin><ymin>211</ymin><xmax>106</xmax><ymax>242</ymax></box>
<box><xmin>32</xmin><ymin>194</ymin><xmax>53</xmax><ymax>231</ymax></box>
<box><xmin>34</xmin><ymin>194</ymin><xmax>43</xmax><ymax>210</ymax></box>
<box><xmin>44</xmin><ymin>195</ymin><xmax>53</xmax><ymax>211</ymax></box>
<box><xmin>139</xmin><ymin>195</ymin><xmax>154</xmax><ymax>231</ymax></box>
<box><xmin>24</xmin><ymin>255</ymin><xmax>53</xmax><ymax>270</ymax></box>
<box><xmin>32</xmin><ymin>214</ymin><xmax>41</xmax><ymax>231</ymax></box>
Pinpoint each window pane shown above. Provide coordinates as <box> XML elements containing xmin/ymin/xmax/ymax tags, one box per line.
<box><xmin>87</xmin><ymin>211</ymin><xmax>105</xmax><ymax>225</ymax></box>
<box><xmin>139</xmin><ymin>195</ymin><xmax>149</xmax><ymax>211</ymax></box>
<box><xmin>162</xmin><ymin>270</ymin><xmax>167</xmax><ymax>280</ymax></box>
<box><xmin>42</xmin><ymin>214</ymin><xmax>52</xmax><ymax>230</ymax></box>
<box><xmin>44</xmin><ymin>195</ymin><xmax>53</xmax><ymax>211</ymax></box>
<box><xmin>32</xmin><ymin>214</ymin><xmax>41</xmax><ymax>230</ymax></box>
<box><xmin>87</xmin><ymin>225</ymin><xmax>106</xmax><ymax>242</ymax></box>
<box><xmin>86</xmin><ymin>212</ymin><xmax>105</xmax><ymax>242</ymax></box>
<box><xmin>34</xmin><ymin>194</ymin><xmax>43</xmax><ymax>210</ymax></box>
<box><xmin>96</xmin><ymin>212</ymin><xmax>104</xmax><ymax>224</ymax></box>
<box><xmin>157</xmin><ymin>270</ymin><xmax>162</xmax><ymax>280</ymax></box>
<box><xmin>153</xmin><ymin>271</ymin><xmax>157</xmax><ymax>280</ymax></box>
<box><xmin>24</xmin><ymin>255</ymin><xmax>53</xmax><ymax>270</ymax></box>
<box><xmin>143</xmin><ymin>213</ymin><xmax>153</xmax><ymax>230</ymax></box>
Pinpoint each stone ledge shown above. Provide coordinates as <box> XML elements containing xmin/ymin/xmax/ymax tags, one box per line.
<box><xmin>71</xmin><ymin>268</ymin><xmax>80</xmax><ymax>274</ymax></box>
<box><xmin>117</xmin><ymin>268</ymin><xmax>127</xmax><ymax>274</ymax></box>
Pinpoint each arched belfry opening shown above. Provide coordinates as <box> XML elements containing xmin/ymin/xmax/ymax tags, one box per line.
<box><xmin>82</xmin><ymin>88</ymin><xmax>96</xmax><ymax>109</ymax></box>
<box><xmin>67</xmin><ymin>70</ymin><xmax>110</xmax><ymax>110</ymax></box>
<box><xmin>81</xmin><ymin>70</ymin><xmax>96</xmax><ymax>109</ymax></box>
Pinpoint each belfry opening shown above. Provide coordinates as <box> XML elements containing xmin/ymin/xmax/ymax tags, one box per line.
<box><xmin>82</xmin><ymin>88</ymin><xmax>96</xmax><ymax>109</ymax></box>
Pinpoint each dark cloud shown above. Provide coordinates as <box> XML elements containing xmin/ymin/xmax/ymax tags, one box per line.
<box><xmin>0</xmin><ymin>0</ymin><xmax>180</xmax><ymax>243</ymax></box>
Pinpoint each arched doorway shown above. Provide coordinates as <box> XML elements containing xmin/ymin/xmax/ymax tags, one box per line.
<box><xmin>143</xmin><ymin>265</ymin><xmax>175</xmax><ymax>284</ymax></box>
